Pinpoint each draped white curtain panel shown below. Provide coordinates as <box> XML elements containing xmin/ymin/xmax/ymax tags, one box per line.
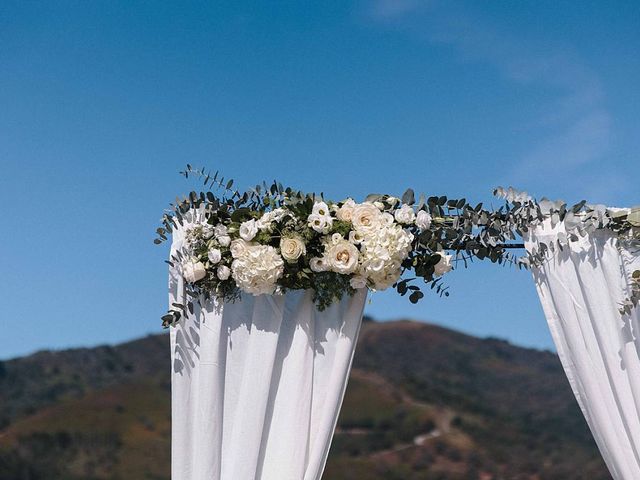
<box><xmin>169</xmin><ymin>222</ymin><xmax>367</xmax><ymax>480</ymax></box>
<box><xmin>527</xmin><ymin>219</ymin><xmax>640</xmax><ymax>480</ymax></box>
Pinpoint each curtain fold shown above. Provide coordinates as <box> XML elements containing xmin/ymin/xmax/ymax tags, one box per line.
<box><xmin>527</xmin><ymin>220</ymin><xmax>640</xmax><ymax>480</ymax></box>
<box><xmin>169</xmin><ymin>226</ymin><xmax>367</xmax><ymax>480</ymax></box>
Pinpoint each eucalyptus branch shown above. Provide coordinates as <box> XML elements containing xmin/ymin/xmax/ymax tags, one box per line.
<box><xmin>157</xmin><ymin>169</ymin><xmax>639</xmax><ymax>325</ymax></box>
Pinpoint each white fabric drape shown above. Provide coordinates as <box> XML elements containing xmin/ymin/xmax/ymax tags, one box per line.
<box><xmin>169</xmin><ymin>223</ymin><xmax>367</xmax><ymax>480</ymax></box>
<box><xmin>527</xmin><ymin>220</ymin><xmax>640</xmax><ymax>480</ymax></box>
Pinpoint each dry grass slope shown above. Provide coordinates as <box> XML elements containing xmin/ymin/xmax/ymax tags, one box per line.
<box><xmin>0</xmin><ymin>320</ymin><xmax>609</xmax><ymax>479</ymax></box>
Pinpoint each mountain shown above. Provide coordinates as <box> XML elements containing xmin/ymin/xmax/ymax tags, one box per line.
<box><xmin>0</xmin><ymin>319</ymin><xmax>609</xmax><ymax>480</ymax></box>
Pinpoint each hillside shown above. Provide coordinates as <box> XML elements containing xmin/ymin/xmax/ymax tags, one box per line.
<box><xmin>0</xmin><ymin>319</ymin><xmax>609</xmax><ymax>479</ymax></box>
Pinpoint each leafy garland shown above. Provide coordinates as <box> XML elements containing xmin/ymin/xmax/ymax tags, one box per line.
<box><xmin>492</xmin><ymin>188</ymin><xmax>640</xmax><ymax>314</ymax></box>
<box><xmin>156</xmin><ymin>168</ymin><xmax>639</xmax><ymax>327</ymax></box>
<box><xmin>611</xmin><ymin>210</ymin><xmax>640</xmax><ymax>315</ymax></box>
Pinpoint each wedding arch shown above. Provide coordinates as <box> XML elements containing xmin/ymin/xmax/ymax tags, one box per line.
<box><xmin>158</xmin><ymin>166</ymin><xmax>640</xmax><ymax>480</ymax></box>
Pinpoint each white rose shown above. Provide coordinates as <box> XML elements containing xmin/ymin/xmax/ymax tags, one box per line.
<box><xmin>239</xmin><ymin>219</ymin><xmax>258</xmax><ymax>241</ymax></box>
<box><xmin>434</xmin><ymin>252</ymin><xmax>453</xmax><ymax>276</ymax></box>
<box><xmin>310</xmin><ymin>257</ymin><xmax>328</xmax><ymax>272</ymax></box>
<box><xmin>415</xmin><ymin>210</ymin><xmax>432</xmax><ymax>230</ymax></box>
<box><xmin>351</xmin><ymin>203</ymin><xmax>381</xmax><ymax>231</ymax></box>
<box><xmin>337</xmin><ymin>198</ymin><xmax>356</xmax><ymax>222</ymax></box>
<box><xmin>394</xmin><ymin>204</ymin><xmax>416</xmax><ymax>224</ymax></box>
<box><xmin>348</xmin><ymin>230</ymin><xmax>365</xmax><ymax>244</ymax></box>
<box><xmin>217</xmin><ymin>265</ymin><xmax>231</xmax><ymax>280</ymax></box>
<box><xmin>349</xmin><ymin>275</ymin><xmax>368</xmax><ymax>289</ymax></box>
<box><xmin>308</xmin><ymin>213</ymin><xmax>332</xmax><ymax>234</ymax></box>
<box><xmin>326</xmin><ymin>240</ymin><xmax>359</xmax><ymax>274</ymax></box>
<box><xmin>207</xmin><ymin>248</ymin><xmax>222</xmax><ymax>264</ymax></box>
<box><xmin>374</xmin><ymin>201</ymin><xmax>385</xmax><ymax>210</ymax></box>
<box><xmin>280</xmin><ymin>236</ymin><xmax>306</xmax><ymax>262</ymax></box>
<box><xmin>218</xmin><ymin>235</ymin><xmax>231</xmax><ymax>247</ymax></box>
<box><xmin>312</xmin><ymin>201</ymin><xmax>331</xmax><ymax>217</ymax></box>
<box><xmin>202</xmin><ymin>224</ymin><xmax>214</xmax><ymax>239</ymax></box>
<box><xmin>214</xmin><ymin>224</ymin><xmax>228</xmax><ymax>237</ymax></box>
<box><xmin>230</xmin><ymin>239</ymin><xmax>250</xmax><ymax>258</ymax></box>
<box><xmin>231</xmin><ymin>244</ymin><xmax>284</xmax><ymax>295</ymax></box>
<box><xmin>386</xmin><ymin>196</ymin><xmax>400</xmax><ymax>206</ymax></box>
<box><xmin>182</xmin><ymin>259</ymin><xmax>207</xmax><ymax>283</ymax></box>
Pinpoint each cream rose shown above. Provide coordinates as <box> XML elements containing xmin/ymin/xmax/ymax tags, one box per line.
<box><xmin>326</xmin><ymin>240</ymin><xmax>359</xmax><ymax>274</ymax></box>
<box><xmin>280</xmin><ymin>236</ymin><xmax>306</xmax><ymax>262</ymax></box>
<box><xmin>336</xmin><ymin>198</ymin><xmax>356</xmax><ymax>222</ymax></box>
<box><xmin>351</xmin><ymin>203</ymin><xmax>381</xmax><ymax>231</ymax></box>
<box><xmin>230</xmin><ymin>239</ymin><xmax>250</xmax><ymax>258</ymax></box>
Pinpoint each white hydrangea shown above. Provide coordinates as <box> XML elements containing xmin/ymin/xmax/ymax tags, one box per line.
<box><xmin>356</xmin><ymin>221</ymin><xmax>414</xmax><ymax>291</ymax></box>
<box><xmin>231</xmin><ymin>240</ymin><xmax>284</xmax><ymax>295</ymax></box>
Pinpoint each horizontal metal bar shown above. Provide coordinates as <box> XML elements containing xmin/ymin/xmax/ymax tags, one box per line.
<box><xmin>448</xmin><ymin>243</ymin><xmax>525</xmax><ymax>250</ymax></box>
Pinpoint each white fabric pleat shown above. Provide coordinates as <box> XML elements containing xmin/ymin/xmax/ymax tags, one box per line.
<box><xmin>169</xmin><ymin>217</ymin><xmax>367</xmax><ymax>480</ymax></box>
<box><xmin>527</xmin><ymin>220</ymin><xmax>640</xmax><ymax>479</ymax></box>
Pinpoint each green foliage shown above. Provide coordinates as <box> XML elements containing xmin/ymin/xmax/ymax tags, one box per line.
<box><xmin>157</xmin><ymin>170</ymin><xmax>639</xmax><ymax>327</ymax></box>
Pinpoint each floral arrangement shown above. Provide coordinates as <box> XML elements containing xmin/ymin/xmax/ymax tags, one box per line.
<box><xmin>157</xmin><ymin>167</ymin><xmax>638</xmax><ymax>327</ymax></box>
<box><xmin>156</xmin><ymin>167</ymin><xmax>527</xmax><ymax>327</ymax></box>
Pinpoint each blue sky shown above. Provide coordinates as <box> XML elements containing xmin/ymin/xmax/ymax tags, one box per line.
<box><xmin>1</xmin><ymin>0</ymin><xmax>638</xmax><ymax>359</ymax></box>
